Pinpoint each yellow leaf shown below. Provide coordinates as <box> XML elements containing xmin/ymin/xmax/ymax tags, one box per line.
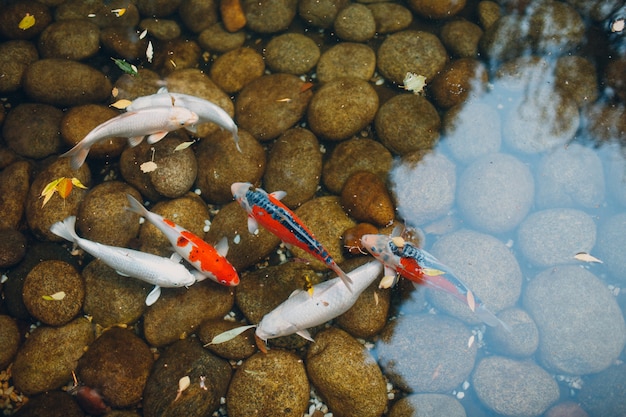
<box><xmin>140</xmin><ymin>161</ymin><xmax>158</xmax><ymax>173</ymax></box>
<box><xmin>42</xmin><ymin>291</ymin><xmax>66</xmax><ymax>301</ymax></box>
<box><xmin>71</xmin><ymin>177</ymin><xmax>88</xmax><ymax>189</ymax></box>
<box><xmin>56</xmin><ymin>177</ymin><xmax>73</xmax><ymax>199</ymax></box>
<box><xmin>574</xmin><ymin>252</ymin><xmax>603</xmax><ymax>264</ymax></box>
<box><xmin>18</xmin><ymin>13</ymin><xmax>36</xmax><ymax>30</ymax></box>
<box><xmin>41</xmin><ymin>177</ymin><xmax>64</xmax><ymax>197</ymax></box>
<box><xmin>110</xmin><ymin>99</ymin><xmax>132</xmax><ymax>109</ymax></box>
<box><xmin>111</xmin><ymin>8</ymin><xmax>126</xmax><ymax>17</ymax></box>
<box><xmin>174</xmin><ymin>141</ymin><xmax>194</xmax><ymax>151</ymax></box>
<box><xmin>466</xmin><ymin>290</ymin><xmax>476</xmax><ymax>312</ymax></box>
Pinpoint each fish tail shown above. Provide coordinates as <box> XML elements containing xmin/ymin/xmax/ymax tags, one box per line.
<box><xmin>125</xmin><ymin>194</ymin><xmax>149</xmax><ymax>217</ymax></box>
<box><xmin>50</xmin><ymin>216</ymin><xmax>79</xmax><ymax>243</ymax></box>
<box><xmin>60</xmin><ymin>142</ymin><xmax>90</xmax><ymax>170</ymax></box>
<box><xmin>475</xmin><ymin>304</ymin><xmax>512</xmax><ymax>333</ymax></box>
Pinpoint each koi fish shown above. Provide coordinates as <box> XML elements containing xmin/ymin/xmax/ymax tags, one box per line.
<box><xmin>361</xmin><ymin>233</ymin><xmax>510</xmax><ymax>331</ymax></box>
<box><xmin>231</xmin><ymin>182</ymin><xmax>353</xmax><ymax>291</ymax></box>
<box><xmin>255</xmin><ymin>260</ymin><xmax>383</xmax><ymax>346</ymax></box>
<box><xmin>125</xmin><ymin>194</ymin><xmax>239</xmax><ymax>286</ymax></box>
<box><xmin>127</xmin><ymin>92</ymin><xmax>241</xmax><ymax>151</ymax></box>
<box><xmin>60</xmin><ymin>106</ymin><xmax>199</xmax><ymax>170</ymax></box>
<box><xmin>50</xmin><ymin>216</ymin><xmax>201</xmax><ymax>306</ymax></box>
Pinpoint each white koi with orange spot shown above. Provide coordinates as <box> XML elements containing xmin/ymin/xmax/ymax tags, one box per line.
<box><xmin>126</xmin><ymin>194</ymin><xmax>239</xmax><ymax>286</ymax></box>
<box><xmin>61</xmin><ymin>106</ymin><xmax>199</xmax><ymax>170</ymax></box>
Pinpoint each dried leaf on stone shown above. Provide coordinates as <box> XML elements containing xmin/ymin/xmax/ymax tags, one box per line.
<box><xmin>42</xmin><ymin>291</ymin><xmax>66</xmax><ymax>301</ymax></box>
<box><xmin>111</xmin><ymin>57</ymin><xmax>138</xmax><ymax>76</ymax></box>
<box><xmin>111</xmin><ymin>8</ymin><xmax>126</xmax><ymax>17</ymax></box>
<box><xmin>18</xmin><ymin>13</ymin><xmax>35</xmax><ymax>30</ymax></box>
<box><xmin>174</xmin><ymin>141</ymin><xmax>194</xmax><ymax>151</ymax></box>
<box><xmin>203</xmin><ymin>324</ymin><xmax>256</xmax><ymax>346</ymax></box>
<box><xmin>140</xmin><ymin>161</ymin><xmax>158</xmax><ymax>173</ymax></box>
<box><xmin>146</xmin><ymin>41</ymin><xmax>154</xmax><ymax>63</ymax></box>
<box><xmin>111</xmin><ymin>99</ymin><xmax>132</xmax><ymax>109</ymax></box>
<box><xmin>574</xmin><ymin>252</ymin><xmax>603</xmax><ymax>263</ymax></box>
<box><xmin>40</xmin><ymin>177</ymin><xmax>87</xmax><ymax>207</ymax></box>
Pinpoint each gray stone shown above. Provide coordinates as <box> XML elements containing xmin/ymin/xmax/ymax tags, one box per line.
<box><xmin>388</xmin><ymin>393</ymin><xmax>466</xmax><ymax>417</ymax></box>
<box><xmin>596</xmin><ymin>212</ymin><xmax>626</xmax><ymax>283</ymax></box>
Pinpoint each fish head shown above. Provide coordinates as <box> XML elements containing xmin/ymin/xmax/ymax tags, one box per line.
<box><xmin>360</xmin><ymin>234</ymin><xmax>400</xmax><ymax>266</ymax></box>
<box><xmin>174</xmin><ymin>107</ymin><xmax>199</xmax><ymax>126</ymax></box>
<box><xmin>255</xmin><ymin>312</ymin><xmax>299</xmax><ymax>341</ymax></box>
<box><xmin>231</xmin><ymin>182</ymin><xmax>253</xmax><ymax>211</ymax></box>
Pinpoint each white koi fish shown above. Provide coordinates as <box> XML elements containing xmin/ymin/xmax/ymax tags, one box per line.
<box><xmin>61</xmin><ymin>106</ymin><xmax>199</xmax><ymax>170</ymax></box>
<box><xmin>361</xmin><ymin>233</ymin><xmax>511</xmax><ymax>331</ymax></box>
<box><xmin>125</xmin><ymin>194</ymin><xmax>240</xmax><ymax>286</ymax></box>
<box><xmin>127</xmin><ymin>92</ymin><xmax>241</xmax><ymax>151</ymax></box>
<box><xmin>50</xmin><ymin>216</ymin><xmax>201</xmax><ymax>306</ymax></box>
<box><xmin>255</xmin><ymin>261</ymin><xmax>383</xmax><ymax>347</ymax></box>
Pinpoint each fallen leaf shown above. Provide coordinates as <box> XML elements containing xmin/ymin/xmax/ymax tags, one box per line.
<box><xmin>466</xmin><ymin>290</ymin><xmax>476</xmax><ymax>312</ymax></box>
<box><xmin>111</xmin><ymin>57</ymin><xmax>138</xmax><ymax>76</ymax></box>
<box><xmin>40</xmin><ymin>177</ymin><xmax>87</xmax><ymax>207</ymax></box>
<box><xmin>111</xmin><ymin>99</ymin><xmax>132</xmax><ymax>109</ymax></box>
<box><xmin>140</xmin><ymin>161</ymin><xmax>158</xmax><ymax>173</ymax></box>
<box><xmin>378</xmin><ymin>275</ymin><xmax>396</xmax><ymax>289</ymax></box>
<box><xmin>42</xmin><ymin>291</ymin><xmax>66</xmax><ymax>301</ymax></box>
<box><xmin>174</xmin><ymin>141</ymin><xmax>194</xmax><ymax>151</ymax></box>
<box><xmin>18</xmin><ymin>13</ymin><xmax>36</xmax><ymax>30</ymax></box>
<box><xmin>146</xmin><ymin>41</ymin><xmax>154</xmax><ymax>63</ymax></box>
<box><xmin>111</xmin><ymin>8</ymin><xmax>126</xmax><ymax>17</ymax></box>
<box><xmin>468</xmin><ymin>334</ymin><xmax>475</xmax><ymax>348</ymax></box>
<box><xmin>574</xmin><ymin>252</ymin><xmax>603</xmax><ymax>263</ymax></box>
<box><xmin>403</xmin><ymin>72</ymin><xmax>426</xmax><ymax>94</ymax></box>
<box><xmin>203</xmin><ymin>324</ymin><xmax>256</xmax><ymax>346</ymax></box>
<box><xmin>139</xmin><ymin>29</ymin><xmax>148</xmax><ymax>39</ymax></box>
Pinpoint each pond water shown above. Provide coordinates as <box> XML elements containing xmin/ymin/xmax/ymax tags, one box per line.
<box><xmin>1</xmin><ymin>1</ymin><xmax>625</xmax><ymax>417</ymax></box>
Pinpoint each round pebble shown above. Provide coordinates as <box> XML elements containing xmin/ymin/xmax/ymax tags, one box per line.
<box><xmin>391</xmin><ymin>152</ymin><xmax>456</xmax><ymax>227</ymax></box>
<box><xmin>209</xmin><ymin>47</ymin><xmax>265</xmax><ymax>94</ymax></box>
<box><xmin>479</xmin><ymin>15</ymin><xmax>531</xmax><ymax>62</ymax></box>
<box><xmin>0</xmin><ymin>160</ymin><xmax>32</xmax><ymax>230</ymax></box>
<box><xmin>236</xmin><ymin>73</ymin><xmax>313</xmax><ymax>141</ymax></box>
<box><xmin>485</xmin><ymin>308</ymin><xmax>539</xmax><ymax>357</ymax></box>
<box><xmin>545</xmin><ymin>401</ymin><xmax>590</xmax><ymax>417</ymax></box>
<box><xmin>377</xmin><ymin>30</ymin><xmax>448</xmax><ymax>84</ymax></box>
<box><xmin>535</xmin><ymin>143</ymin><xmax>605</xmax><ymax>209</ymax></box>
<box><xmin>524</xmin><ymin>266</ymin><xmax>626</xmax><ymax>374</ymax></box>
<box><xmin>307</xmin><ymin>327</ymin><xmax>387</xmax><ymax>417</ymax></box>
<box><xmin>443</xmin><ymin>100</ymin><xmax>501</xmax><ymax>163</ymax></box>
<box><xmin>227</xmin><ymin>349</ymin><xmax>309</xmax><ymax>417</ymax></box>
<box><xmin>440</xmin><ymin>19</ymin><xmax>483</xmax><ymax>58</ymax></box>
<box><xmin>377</xmin><ymin>314</ymin><xmax>477</xmax><ymax>393</ymax></box>
<box><xmin>578</xmin><ymin>363</ymin><xmax>626</xmax><ymax>417</ymax></box>
<box><xmin>554</xmin><ymin>55</ymin><xmax>599</xmax><ymax>107</ymax></box>
<box><xmin>198</xmin><ymin>318</ymin><xmax>257</xmax><ymax>360</ymax></box>
<box><xmin>194</xmin><ymin>129</ymin><xmax>266</xmax><ymax>204</ymax></box>
<box><xmin>528</xmin><ymin>0</ymin><xmax>585</xmax><ymax>54</ymax></box>
<box><xmin>23</xmin><ymin>260</ymin><xmax>84</xmax><ymax>326</ymax></box>
<box><xmin>473</xmin><ymin>356</ymin><xmax>559</xmax><ymax>417</ymax></box>
<box><xmin>375</xmin><ymin>94</ymin><xmax>440</xmax><ymax>155</ymax></box>
<box><xmin>477</xmin><ymin>0</ymin><xmax>501</xmax><ymax>29</ymax></box>
<box><xmin>0</xmin><ymin>229</ymin><xmax>27</xmax><ymax>268</ymax></box>
<box><xmin>263</xmin><ymin>127</ymin><xmax>322</xmax><ymax>208</ymax></box>
<box><xmin>38</xmin><ymin>18</ymin><xmax>100</xmax><ymax>60</ymax></box>
<box><xmin>315</xmin><ymin>42</ymin><xmax>376</xmax><ymax>84</ymax></box>
<box><xmin>264</xmin><ymin>33</ymin><xmax>320</xmax><ymax>75</ymax></box>
<box><xmin>198</xmin><ymin>23</ymin><xmax>246</xmax><ymax>53</ymax></box>
<box><xmin>119</xmin><ymin>141</ymin><xmax>161</xmax><ymax>202</ymax></box>
<box><xmin>429</xmin><ymin>229</ymin><xmax>522</xmax><ymax>323</ymax></box>
<box><xmin>0</xmin><ymin>40</ymin><xmax>39</xmax><ymax>93</ymax></box>
<box><xmin>77</xmin><ymin>181</ymin><xmax>142</xmax><ymax>247</ymax></box>
<box><xmin>3</xmin><ymin>102</ymin><xmax>63</xmax><ymax>159</ymax></box>
<box><xmin>298</xmin><ymin>0</ymin><xmax>349</xmax><ymax>28</ymax></box>
<box><xmin>139</xmin><ymin>18</ymin><xmax>181</xmax><ymax>41</ymax></box>
<box><xmin>308</xmin><ymin>78</ymin><xmax>379</xmax><ymax>141</ymax></box>
<box><xmin>0</xmin><ymin>1</ymin><xmax>52</xmax><ymax>40</ymax></box>
<box><xmin>147</xmin><ymin>136</ymin><xmax>198</xmax><ymax>198</ymax></box>
<box><xmin>77</xmin><ymin>327</ymin><xmax>153</xmax><ymax>408</ymax></box>
<box><xmin>388</xmin><ymin>394</ymin><xmax>466</xmax><ymax>417</ymax></box>
<box><xmin>457</xmin><ymin>153</ymin><xmax>534</xmax><ymax>234</ymax></box>
<box><xmin>178</xmin><ymin>0</ymin><xmax>219</xmax><ymax>33</ymax></box>
<box><xmin>334</xmin><ymin>3</ymin><xmax>376</xmax><ymax>42</ymax></box>
<box><xmin>10</xmin><ymin>391</ymin><xmax>83</xmax><ymax>417</ymax></box>
<box><xmin>407</xmin><ymin>0</ymin><xmax>466</xmax><ymax>19</ymax></box>
<box><xmin>54</xmin><ymin>0</ymin><xmax>140</xmax><ymax>28</ymax></box>
<box><xmin>341</xmin><ymin>170</ymin><xmax>394</xmax><ymax>227</ymax></box>
<box><xmin>517</xmin><ymin>209</ymin><xmax>597</xmax><ymax>268</ymax></box>
<box><xmin>23</xmin><ymin>59</ymin><xmax>112</xmax><ymax>106</ymax></box>
<box><xmin>595</xmin><ymin>212</ymin><xmax>626</xmax><ymax>283</ymax></box>
<box><xmin>0</xmin><ymin>315</ymin><xmax>20</xmax><ymax>370</ymax></box>
<box><xmin>81</xmin><ymin>259</ymin><xmax>148</xmax><ymax>328</ymax></box>
<box><xmin>135</xmin><ymin>0</ymin><xmax>182</xmax><ymax>17</ymax></box>
<box><xmin>143</xmin><ymin>338</ymin><xmax>231</xmax><ymax>417</ymax></box>
<box><xmin>366</xmin><ymin>3</ymin><xmax>413</xmax><ymax>34</ymax></box>
<box><xmin>243</xmin><ymin>0</ymin><xmax>297</xmax><ymax>33</ymax></box>
<box><xmin>430</xmin><ymin>58</ymin><xmax>488</xmax><ymax>109</ymax></box>
<box><xmin>12</xmin><ymin>317</ymin><xmax>94</xmax><ymax>395</ymax></box>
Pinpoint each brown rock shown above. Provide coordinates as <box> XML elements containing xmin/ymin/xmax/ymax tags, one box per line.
<box><xmin>77</xmin><ymin>327</ymin><xmax>153</xmax><ymax>408</ymax></box>
<box><xmin>0</xmin><ymin>1</ymin><xmax>52</xmax><ymax>40</ymax></box>
<box><xmin>119</xmin><ymin>141</ymin><xmax>161</xmax><ymax>201</ymax></box>
<box><xmin>264</xmin><ymin>33</ymin><xmax>320</xmax><ymax>75</ymax></box>
<box><xmin>9</xmin><ymin>391</ymin><xmax>83</xmax><ymax>417</ymax></box>
<box><xmin>263</xmin><ymin>127</ymin><xmax>322</xmax><ymax>208</ymax></box>
<box><xmin>478</xmin><ymin>0</ymin><xmax>501</xmax><ymax>29</ymax></box>
<box><xmin>153</xmin><ymin>39</ymin><xmax>202</xmax><ymax>75</ymax></box>
<box><xmin>322</xmin><ymin>138</ymin><xmax>393</xmax><ymax>194</ymax></box>
<box><xmin>23</xmin><ymin>260</ymin><xmax>85</xmax><ymax>326</ymax></box>
<box><xmin>77</xmin><ymin>181</ymin><xmax>142</xmax><ymax>247</ymax></box>
<box><xmin>307</xmin><ymin>78</ymin><xmax>379</xmax><ymax>141</ymax></box>
<box><xmin>0</xmin><ymin>40</ymin><xmax>39</xmax><ymax>93</ymax></box>
<box><xmin>227</xmin><ymin>350</ymin><xmax>309</xmax><ymax>417</ymax></box>
<box><xmin>407</xmin><ymin>0</ymin><xmax>466</xmax><ymax>19</ymax></box>
<box><xmin>209</xmin><ymin>47</ymin><xmax>265</xmax><ymax>94</ymax></box>
<box><xmin>38</xmin><ymin>19</ymin><xmax>100</xmax><ymax>60</ymax></box>
<box><xmin>430</xmin><ymin>58</ymin><xmax>488</xmax><ymax>108</ymax></box>
<box><xmin>236</xmin><ymin>73</ymin><xmax>313</xmax><ymax>141</ymax></box>
<box><xmin>221</xmin><ymin>0</ymin><xmax>247</xmax><ymax>32</ymax></box>
<box><xmin>298</xmin><ymin>0</ymin><xmax>349</xmax><ymax>28</ymax></box>
<box><xmin>195</xmin><ymin>129</ymin><xmax>266</xmax><ymax>204</ymax></box>
<box><xmin>148</xmin><ymin>135</ymin><xmax>198</xmax><ymax>198</ymax></box>
<box><xmin>178</xmin><ymin>0</ymin><xmax>218</xmax><ymax>33</ymax></box>
<box><xmin>139</xmin><ymin>18</ymin><xmax>181</xmax><ymax>40</ymax></box>
<box><xmin>334</xmin><ymin>3</ymin><xmax>376</xmax><ymax>42</ymax></box>
<box><xmin>135</xmin><ymin>0</ymin><xmax>182</xmax><ymax>17</ymax></box>
<box><xmin>0</xmin><ymin>160</ymin><xmax>31</xmax><ymax>230</ymax></box>
<box><xmin>367</xmin><ymin>3</ymin><xmax>413</xmax><ymax>34</ymax></box>
<box><xmin>0</xmin><ymin>229</ymin><xmax>27</xmax><ymax>267</ymax></box>
<box><xmin>316</xmin><ymin>42</ymin><xmax>376</xmax><ymax>84</ymax></box>
<box><xmin>342</xmin><ymin>223</ymin><xmax>378</xmax><ymax>255</ymax></box>
<box><xmin>3</xmin><ymin>103</ymin><xmax>64</xmax><ymax>159</ymax></box>
<box><xmin>198</xmin><ymin>23</ymin><xmax>246</xmax><ymax>53</ymax></box>
<box><xmin>0</xmin><ymin>315</ymin><xmax>20</xmax><ymax>370</ymax></box>
<box><xmin>440</xmin><ymin>19</ymin><xmax>483</xmax><ymax>58</ymax></box>
<box><xmin>54</xmin><ymin>0</ymin><xmax>140</xmax><ymax>28</ymax></box>
<box><xmin>341</xmin><ymin>171</ymin><xmax>394</xmax><ymax>227</ymax></box>
<box><xmin>242</xmin><ymin>0</ymin><xmax>297</xmax><ymax>34</ymax></box>
<box><xmin>555</xmin><ymin>55</ymin><xmax>599</xmax><ymax>107</ymax></box>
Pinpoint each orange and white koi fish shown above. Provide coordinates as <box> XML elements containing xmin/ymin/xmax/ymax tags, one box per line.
<box><xmin>127</xmin><ymin>92</ymin><xmax>241</xmax><ymax>151</ymax></box>
<box><xmin>126</xmin><ymin>194</ymin><xmax>239</xmax><ymax>286</ymax></box>
<box><xmin>361</xmin><ymin>233</ymin><xmax>511</xmax><ymax>331</ymax></box>
<box><xmin>61</xmin><ymin>106</ymin><xmax>199</xmax><ymax>170</ymax></box>
<box><xmin>50</xmin><ymin>216</ymin><xmax>201</xmax><ymax>306</ymax></box>
<box><xmin>231</xmin><ymin>182</ymin><xmax>353</xmax><ymax>291</ymax></box>
<box><xmin>255</xmin><ymin>261</ymin><xmax>382</xmax><ymax>346</ymax></box>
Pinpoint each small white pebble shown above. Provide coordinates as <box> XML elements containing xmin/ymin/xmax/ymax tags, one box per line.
<box><xmin>387</xmin><ymin>392</ymin><xmax>395</xmax><ymax>400</ymax></box>
<box><xmin>1</xmin><ymin>274</ymin><xmax>8</xmax><ymax>284</ymax></box>
<box><xmin>194</xmin><ymin>188</ymin><xmax>202</xmax><ymax>195</ymax></box>
<box><xmin>462</xmin><ymin>380</ymin><xmax>470</xmax><ymax>390</ymax></box>
<box><xmin>220</xmin><ymin>397</ymin><xmax>226</xmax><ymax>404</ymax></box>
<box><xmin>309</xmin><ymin>404</ymin><xmax>316</xmax><ymax>415</ymax></box>
<box><xmin>139</xmin><ymin>217</ymin><xmax>145</xmax><ymax>224</ymax></box>
<box><xmin>233</xmin><ymin>234</ymin><xmax>241</xmax><ymax>244</ymax></box>
<box><xmin>456</xmin><ymin>391</ymin><xmax>465</xmax><ymax>400</ymax></box>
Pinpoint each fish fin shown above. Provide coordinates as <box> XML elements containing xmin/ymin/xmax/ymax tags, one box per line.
<box><xmin>270</xmin><ymin>190</ymin><xmax>287</xmax><ymax>200</ymax></box>
<box><xmin>170</xmin><ymin>252</ymin><xmax>182</xmax><ymax>263</ymax></box>
<box><xmin>60</xmin><ymin>143</ymin><xmax>91</xmax><ymax>170</ymax></box>
<box><xmin>116</xmin><ymin>270</ymin><xmax>130</xmax><ymax>277</ymax></box>
<box><xmin>125</xmin><ymin>194</ymin><xmax>148</xmax><ymax>216</ymax></box>
<box><xmin>288</xmin><ymin>289</ymin><xmax>304</xmax><ymax>298</ymax></box>
<box><xmin>157</xmin><ymin>86</ymin><xmax>169</xmax><ymax>94</ymax></box>
<box><xmin>384</xmin><ymin>265</ymin><xmax>397</xmax><ymax>278</ymax></box>
<box><xmin>128</xmin><ymin>136</ymin><xmax>145</xmax><ymax>147</ymax></box>
<box><xmin>215</xmin><ymin>237</ymin><xmax>229</xmax><ymax>257</ymax></box>
<box><xmin>185</xmin><ymin>124</ymin><xmax>197</xmax><ymax>133</ymax></box>
<box><xmin>49</xmin><ymin>216</ymin><xmax>80</xmax><ymax>242</ymax></box>
<box><xmin>475</xmin><ymin>305</ymin><xmax>512</xmax><ymax>332</ymax></box>
<box><xmin>247</xmin><ymin>216</ymin><xmax>259</xmax><ymax>234</ymax></box>
<box><xmin>146</xmin><ymin>286</ymin><xmax>162</xmax><ymax>306</ymax></box>
<box><xmin>233</xmin><ymin>131</ymin><xmax>242</xmax><ymax>153</ymax></box>
<box><xmin>296</xmin><ymin>329</ymin><xmax>314</xmax><ymax>342</ymax></box>
<box><xmin>147</xmin><ymin>131</ymin><xmax>168</xmax><ymax>144</ymax></box>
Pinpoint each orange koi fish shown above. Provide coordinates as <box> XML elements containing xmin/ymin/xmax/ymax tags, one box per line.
<box><xmin>231</xmin><ymin>182</ymin><xmax>353</xmax><ymax>291</ymax></box>
<box><xmin>361</xmin><ymin>233</ymin><xmax>510</xmax><ymax>331</ymax></box>
<box><xmin>126</xmin><ymin>194</ymin><xmax>239</xmax><ymax>286</ymax></box>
